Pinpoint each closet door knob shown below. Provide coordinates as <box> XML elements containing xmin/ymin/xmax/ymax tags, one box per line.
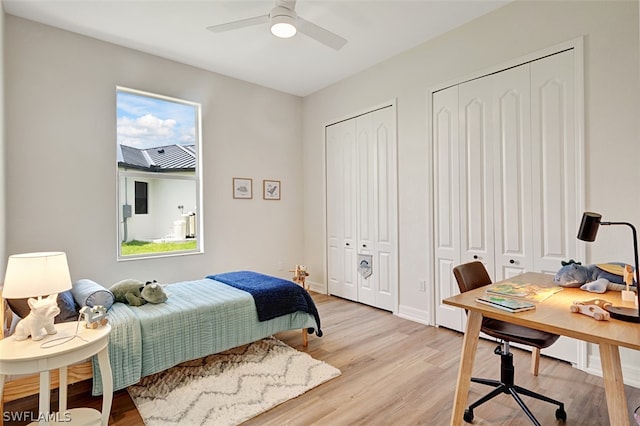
<box><xmin>362</xmin><ymin>244</ymin><xmax>367</xmax><ymax>248</ymax></box>
<box><xmin>345</xmin><ymin>243</ymin><xmax>350</xmax><ymax>247</ymax></box>
<box><xmin>509</xmin><ymin>259</ymin><xmax>515</xmax><ymax>264</ymax></box>
<box><xmin>473</xmin><ymin>255</ymin><xmax>479</xmax><ymax>259</ymax></box>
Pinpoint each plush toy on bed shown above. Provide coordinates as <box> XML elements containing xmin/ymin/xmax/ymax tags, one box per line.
<box><xmin>110</xmin><ymin>279</ymin><xmax>168</xmax><ymax>306</ymax></box>
<box><xmin>554</xmin><ymin>259</ymin><xmax>636</xmax><ymax>293</ymax></box>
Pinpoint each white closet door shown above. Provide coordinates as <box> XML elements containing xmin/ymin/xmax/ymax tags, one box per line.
<box><xmin>326</xmin><ymin>105</ymin><xmax>398</xmax><ymax>311</ymax></box>
<box><xmin>432</xmin><ymin>49</ymin><xmax>581</xmax><ymax>365</ymax></box>
<box><xmin>326</xmin><ymin>120</ymin><xmax>358</xmax><ymax>301</ymax></box>
<box><xmin>433</xmin><ymin>86</ymin><xmax>464</xmax><ymax>331</ymax></box>
<box><xmin>531</xmin><ymin>50</ymin><xmax>577</xmax><ymax>274</ymax></box>
<box><xmin>459</xmin><ymin>75</ymin><xmax>496</xmax><ymax>273</ymax></box>
<box><xmin>370</xmin><ymin>106</ymin><xmax>397</xmax><ymax>311</ymax></box>
<box><xmin>530</xmin><ymin>50</ymin><xmax>578</xmax><ymax>364</ymax></box>
<box><xmin>356</xmin><ymin>112</ymin><xmax>377</xmax><ymax>307</ymax></box>
<box><xmin>492</xmin><ymin>64</ymin><xmax>533</xmax><ymax>281</ymax></box>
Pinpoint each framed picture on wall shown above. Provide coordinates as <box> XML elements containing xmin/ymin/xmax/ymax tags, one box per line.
<box><xmin>263</xmin><ymin>180</ymin><xmax>281</xmax><ymax>200</ymax></box>
<box><xmin>233</xmin><ymin>178</ymin><xmax>252</xmax><ymax>199</ymax></box>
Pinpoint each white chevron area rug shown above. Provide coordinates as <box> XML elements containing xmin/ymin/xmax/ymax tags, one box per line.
<box><xmin>128</xmin><ymin>337</ymin><xmax>341</xmax><ymax>425</ymax></box>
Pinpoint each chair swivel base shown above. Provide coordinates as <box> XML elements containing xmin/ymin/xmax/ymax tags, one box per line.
<box><xmin>463</xmin><ymin>347</ymin><xmax>567</xmax><ymax>425</ymax></box>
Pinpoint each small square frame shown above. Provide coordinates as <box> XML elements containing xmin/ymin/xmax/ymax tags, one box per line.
<box><xmin>263</xmin><ymin>180</ymin><xmax>281</xmax><ymax>200</ymax></box>
<box><xmin>233</xmin><ymin>177</ymin><xmax>252</xmax><ymax>199</ymax></box>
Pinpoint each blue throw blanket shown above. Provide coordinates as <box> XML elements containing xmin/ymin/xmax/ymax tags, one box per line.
<box><xmin>208</xmin><ymin>271</ymin><xmax>323</xmax><ymax>337</ymax></box>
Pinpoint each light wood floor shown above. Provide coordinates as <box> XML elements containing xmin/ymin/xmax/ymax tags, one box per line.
<box><xmin>6</xmin><ymin>293</ymin><xmax>640</xmax><ymax>425</ymax></box>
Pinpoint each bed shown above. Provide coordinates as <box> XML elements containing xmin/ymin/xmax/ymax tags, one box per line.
<box><xmin>1</xmin><ymin>272</ymin><xmax>321</xmax><ymax>401</ymax></box>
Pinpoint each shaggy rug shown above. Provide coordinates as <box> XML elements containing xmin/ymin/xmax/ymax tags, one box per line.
<box><xmin>128</xmin><ymin>337</ymin><xmax>341</xmax><ymax>425</ymax></box>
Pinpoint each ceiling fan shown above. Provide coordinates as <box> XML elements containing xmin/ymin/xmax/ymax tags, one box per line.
<box><xmin>206</xmin><ymin>0</ymin><xmax>347</xmax><ymax>51</ymax></box>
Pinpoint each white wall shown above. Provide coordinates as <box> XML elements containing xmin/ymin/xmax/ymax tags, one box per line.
<box><xmin>303</xmin><ymin>1</ymin><xmax>639</xmax><ymax>319</ymax></box>
<box><xmin>0</xmin><ymin>3</ymin><xmax>5</xmax><ymax>279</ymax></box>
<box><xmin>5</xmin><ymin>15</ymin><xmax>304</xmax><ymax>286</ymax></box>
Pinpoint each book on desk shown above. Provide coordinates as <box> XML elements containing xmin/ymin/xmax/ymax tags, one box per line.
<box><xmin>484</xmin><ymin>281</ymin><xmax>563</xmax><ymax>302</ymax></box>
<box><xmin>475</xmin><ymin>295</ymin><xmax>536</xmax><ymax>313</ymax></box>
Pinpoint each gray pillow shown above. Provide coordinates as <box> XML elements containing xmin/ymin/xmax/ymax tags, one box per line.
<box><xmin>72</xmin><ymin>279</ymin><xmax>115</xmax><ymax>310</ymax></box>
<box><xmin>6</xmin><ymin>290</ymin><xmax>79</xmax><ymax>323</ymax></box>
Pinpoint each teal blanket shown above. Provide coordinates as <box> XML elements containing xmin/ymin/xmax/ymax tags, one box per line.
<box><xmin>92</xmin><ymin>278</ymin><xmax>318</xmax><ymax>395</ymax></box>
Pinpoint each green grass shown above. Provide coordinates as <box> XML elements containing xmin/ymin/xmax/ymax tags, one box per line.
<box><xmin>121</xmin><ymin>239</ymin><xmax>197</xmax><ymax>256</ymax></box>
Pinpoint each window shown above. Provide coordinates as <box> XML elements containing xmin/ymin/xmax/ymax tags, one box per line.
<box><xmin>134</xmin><ymin>181</ymin><xmax>148</xmax><ymax>215</ymax></box>
<box><xmin>117</xmin><ymin>87</ymin><xmax>202</xmax><ymax>259</ymax></box>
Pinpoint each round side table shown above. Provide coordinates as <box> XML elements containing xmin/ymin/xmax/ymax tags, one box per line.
<box><xmin>0</xmin><ymin>322</ymin><xmax>112</xmax><ymax>425</ymax></box>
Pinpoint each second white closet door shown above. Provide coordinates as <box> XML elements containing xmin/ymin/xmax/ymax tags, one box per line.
<box><xmin>530</xmin><ymin>50</ymin><xmax>577</xmax><ymax>275</ymax></box>
<box><xmin>433</xmin><ymin>49</ymin><xmax>580</xmax><ymax>345</ymax></box>
<box><xmin>458</xmin><ymin>73</ymin><xmax>496</xmax><ymax>270</ymax></box>
<box><xmin>458</xmin><ymin>63</ymin><xmax>533</xmax><ymax>280</ymax></box>
<box><xmin>491</xmin><ymin>63</ymin><xmax>533</xmax><ymax>280</ymax></box>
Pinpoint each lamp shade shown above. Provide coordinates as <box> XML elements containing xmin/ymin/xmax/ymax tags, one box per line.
<box><xmin>2</xmin><ymin>252</ymin><xmax>72</xmax><ymax>299</ymax></box>
<box><xmin>577</xmin><ymin>212</ymin><xmax>602</xmax><ymax>242</ymax></box>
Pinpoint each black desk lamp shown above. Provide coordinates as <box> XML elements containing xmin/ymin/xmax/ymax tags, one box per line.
<box><xmin>577</xmin><ymin>212</ymin><xmax>640</xmax><ymax>323</ymax></box>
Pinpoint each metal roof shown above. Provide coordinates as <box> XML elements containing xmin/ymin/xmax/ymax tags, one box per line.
<box><xmin>118</xmin><ymin>144</ymin><xmax>196</xmax><ymax>172</ymax></box>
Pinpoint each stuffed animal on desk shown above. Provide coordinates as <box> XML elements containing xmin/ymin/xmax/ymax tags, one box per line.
<box><xmin>554</xmin><ymin>259</ymin><xmax>636</xmax><ymax>293</ymax></box>
<box><xmin>110</xmin><ymin>279</ymin><xmax>168</xmax><ymax>306</ymax></box>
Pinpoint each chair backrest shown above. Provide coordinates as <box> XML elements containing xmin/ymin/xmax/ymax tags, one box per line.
<box><xmin>453</xmin><ymin>261</ymin><xmax>492</xmax><ymax>293</ymax></box>
<box><xmin>452</xmin><ymin>261</ymin><xmax>560</xmax><ymax>352</ymax></box>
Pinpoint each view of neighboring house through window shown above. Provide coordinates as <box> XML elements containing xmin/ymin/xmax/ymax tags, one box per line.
<box><xmin>134</xmin><ymin>181</ymin><xmax>148</xmax><ymax>215</ymax></box>
<box><xmin>116</xmin><ymin>87</ymin><xmax>202</xmax><ymax>259</ymax></box>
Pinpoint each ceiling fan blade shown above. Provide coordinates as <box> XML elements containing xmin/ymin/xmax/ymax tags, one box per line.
<box><xmin>207</xmin><ymin>15</ymin><xmax>269</xmax><ymax>33</ymax></box>
<box><xmin>297</xmin><ymin>17</ymin><xmax>347</xmax><ymax>50</ymax></box>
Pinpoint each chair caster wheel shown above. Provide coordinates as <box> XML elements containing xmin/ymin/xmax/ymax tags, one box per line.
<box><xmin>463</xmin><ymin>409</ymin><xmax>474</xmax><ymax>423</ymax></box>
<box><xmin>555</xmin><ymin>408</ymin><xmax>567</xmax><ymax>421</ymax></box>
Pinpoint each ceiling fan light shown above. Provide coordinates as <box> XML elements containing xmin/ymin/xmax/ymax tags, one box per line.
<box><xmin>271</xmin><ymin>15</ymin><xmax>296</xmax><ymax>38</ymax></box>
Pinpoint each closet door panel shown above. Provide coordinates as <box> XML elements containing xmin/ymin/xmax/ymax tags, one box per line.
<box><xmin>459</xmin><ymin>78</ymin><xmax>495</xmax><ymax>271</ymax></box>
<box><xmin>376</xmin><ymin>124</ymin><xmax>391</xmax><ymax>244</ymax></box>
<box><xmin>531</xmin><ymin>50</ymin><xmax>579</xmax><ymax>363</ymax></box>
<box><xmin>372</xmin><ymin>106</ymin><xmax>397</xmax><ymax>311</ymax></box>
<box><xmin>342</xmin><ymin>126</ymin><xmax>358</xmax><ymax>300</ymax></box>
<box><xmin>434</xmin><ymin>88</ymin><xmax>460</xmax><ymax>255</ymax></box>
<box><xmin>531</xmin><ymin>50</ymin><xmax>577</xmax><ymax>274</ymax></box>
<box><xmin>357</xmin><ymin>114</ymin><xmax>375</xmax><ymax>247</ymax></box>
<box><xmin>377</xmin><ymin>252</ymin><xmax>392</xmax><ymax>294</ymax></box>
<box><xmin>433</xmin><ymin>86</ymin><xmax>464</xmax><ymax>330</ymax></box>
<box><xmin>326</xmin><ymin>124</ymin><xmax>344</xmax><ymax>297</ymax></box>
<box><xmin>356</xmin><ymin>113</ymin><xmax>376</xmax><ymax>307</ymax></box>
<box><xmin>326</xmin><ymin>120</ymin><xmax>358</xmax><ymax>301</ymax></box>
<box><xmin>493</xmin><ymin>64</ymin><xmax>532</xmax><ymax>280</ymax></box>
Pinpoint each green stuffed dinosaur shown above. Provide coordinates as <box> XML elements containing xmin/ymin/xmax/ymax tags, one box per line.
<box><xmin>110</xmin><ymin>279</ymin><xmax>168</xmax><ymax>306</ymax></box>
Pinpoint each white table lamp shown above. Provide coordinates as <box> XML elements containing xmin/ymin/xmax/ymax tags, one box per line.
<box><xmin>3</xmin><ymin>252</ymin><xmax>72</xmax><ymax>340</ymax></box>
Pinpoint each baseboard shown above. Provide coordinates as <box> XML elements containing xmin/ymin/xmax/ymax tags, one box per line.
<box><xmin>585</xmin><ymin>353</ymin><xmax>640</xmax><ymax>389</ymax></box>
<box><xmin>396</xmin><ymin>305</ymin><xmax>431</xmax><ymax>326</ymax></box>
<box><xmin>307</xmin><ymin>280</ymin><xmax>325</xmax><ymax>294</ymax></box>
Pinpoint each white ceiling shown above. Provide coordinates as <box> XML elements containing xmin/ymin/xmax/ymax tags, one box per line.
<box><xmin>3</xmin><ymin>0</ymin><xmax>511</xmax><ymax>97</ymax></box>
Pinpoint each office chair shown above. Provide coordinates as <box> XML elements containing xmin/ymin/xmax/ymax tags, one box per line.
<box><xmin>452</xmin><ymin>261</ymin><xmax>567</xmax><ymax>425</ymax></box>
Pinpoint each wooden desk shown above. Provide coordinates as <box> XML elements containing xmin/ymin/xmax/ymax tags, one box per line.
<box><xmin>443</xmin><ymin>272</ymin><xmax>640</xmax><ymax>426</ymax></box>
